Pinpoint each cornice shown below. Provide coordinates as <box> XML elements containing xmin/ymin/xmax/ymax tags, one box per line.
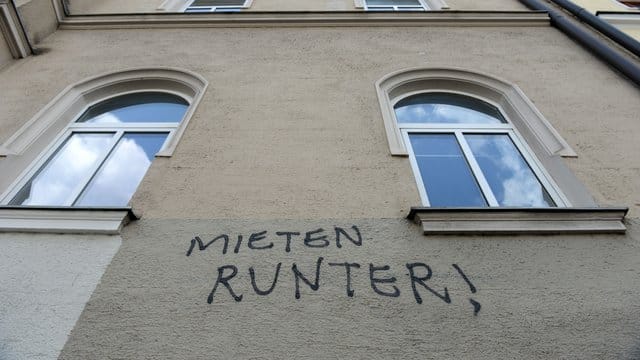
<box><xmin>58</xmin><ymin>11</ymin><xmax>550</xmax><ymax>29</ymax></box>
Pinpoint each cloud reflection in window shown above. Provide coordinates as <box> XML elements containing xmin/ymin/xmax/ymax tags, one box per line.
<box><xmin>466</xmin><ymin>134</ymin><xmax>554</xmax><ymax>207</ymax></box>
<box><xmin>10</xmin><ymin>133</ymin><xmax>114</xmax><ymax>206</ymax></box>
<box><xmin>394</xmin><ymin>93</ymin><xmax>506</xmax><ymax>125</ymax></box>
<box><xmin>75</xmin><ymin>133</ymin><xmax>168</xmax><ymax>206</ymax></box>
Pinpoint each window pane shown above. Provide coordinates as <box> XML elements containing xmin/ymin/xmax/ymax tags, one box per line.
<box><xmin>76</xmin><ymin>92</ymin><xmax>188</xmax><ymax>124</ymax></box>
<box><xmin>409</xmin><ymin>134</ymin><xmax>487</xmax><ymax>207</ymax></box>
<box><xmin>191</xmin><ymin>0</ymin><xmax>245</xmax><ymax>5</ymax></box>
<box><xmin>10</xmin><ymin>133</ymin><xmax>114</xmax><ymax>206</ymax></box>
<box><xmin>74</xmin><ymin>133</ymin><xmax>168</xmax><ymax>206</ymax></box>
<box><xmin>395</xmin><ymin>93</ymin><xmax>506</xmax><ymax>124</ymax></box>
<box><xmin>465</xmin><ymin>134</ymin><xmax>555</xmax><ymax>207</ymax></box>
<box><xmin>367</xmin><ymin>0</ymin><xmax>421</xmax><ymax>5</ymax></box>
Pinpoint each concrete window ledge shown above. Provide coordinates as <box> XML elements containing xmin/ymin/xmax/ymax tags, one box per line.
<box><xmin>407</xmin><ymin>207</ymin><xmax>628</xmax><ymax>235</ymax></box>
<box><xmin>0</xmin><ymin>206</ymin><xmax>139</xmax><ymax>234</ymax></box>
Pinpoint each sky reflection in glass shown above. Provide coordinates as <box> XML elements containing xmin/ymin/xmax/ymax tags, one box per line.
<box><xmin>395</xmin><ymin>93</ymin><xmax>506</xmax><ymax>125</ymax></box>
<box><xmin>466</xmin><ymin>134</ymin><xmax>554</xmax><ymax>207</ymax></box>
<box><xmin>75</xmin><ymin>133</ymin><xmax>168</xmax><ymax>206</ymax></box>
<box><xmin>76</xmin><ymin>92</ymin><xmax>188</xmax><ymax>124</ymax></box>
<box><xmin>409</xmin><ymin>134</ymin><xmax>487</xmax><ymax>207</ymax></box>
<box><xmin>10</xmin><ymin>133</ymin><xmax>114</xmax><ymax>206</ymax></box>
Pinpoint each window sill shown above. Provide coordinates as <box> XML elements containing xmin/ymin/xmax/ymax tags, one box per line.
<box><xmin>0</xmin><ymin>206</ymin><xmax>139</xmax><ymax>234</ymax></box>
<box><xmin>407</xmin><ymin>207</ymin><xmax>628</xmax><ymax>235</ymax></box>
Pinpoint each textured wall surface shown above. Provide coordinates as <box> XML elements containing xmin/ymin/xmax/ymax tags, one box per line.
<box><xmin>0</xmin><ymin>33</ymin><xmax>13</xmax><ymax>70</ymax></box>
<box><xmin>1</xmin><ymin>27</ymin><xmax>636</xmax><ymax>218</ymax></box>
<box><xmin>15</xmin><ymin>0</ymin><xmax>58</xmax><ymax>44</ymax></box>
<box><xmin>0</xmin><ymin>24</ymin><xmax>638</xmax><ymax>359</ymax></box>
<box><xmin>0</xmin><ymin>233</ymin><xmax>121</xmax><ymax>360</ymax></box>
<box><xmin>64</xmin><ymin>0</ymin><xmax>527</xmax><ymax>13</ymax></box>
<box><xmin>59</xmin><ymin>218</ymin><xmax>640</xmax><ymax>359</ymax></box>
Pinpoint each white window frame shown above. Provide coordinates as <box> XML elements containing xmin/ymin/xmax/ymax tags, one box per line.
<box><xmin>396</xmin><ymin>90</ymin><xmax>569</xmax><ymax>207</ymax></box>
<box><xmin>375</xmin><ymin>67</ymin><xmax>604</xmax><ymax>207</ymax></box>
<box><xmin>180</xmin><ymin>0</ymin><xmax>253</xmax><ymax>12</ymax></box>
<box><xmin>376</xmin><ymin>67</ymin><xmax>628</xmax><ymax>234</ymax></box>
<box><xmin>0</xmin><ymin>68</ymin><xmax>207</xmax><ymax>233</ymax></box>
<box><xmin>1</xmin><ymin>90</ymin><xmax>186</xmax><ymax>207</ymax></box>
<box><xmin>364</xmin><ymin>0</ymin><xmax>429</xmax><ymax>11</ymax></box>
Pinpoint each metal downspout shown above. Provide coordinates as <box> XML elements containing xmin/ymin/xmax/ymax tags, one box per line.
<box><xmin>519</xmin><ymin>0</ymin><xmax>640</xmax><ymax>86</ymax></box>
<box><xmin>547</xmin><ymin>0</ymin><xmax>640</xmax><ymax>58</ymax></box>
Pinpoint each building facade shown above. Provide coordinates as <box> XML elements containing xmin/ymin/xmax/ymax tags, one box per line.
<box><xmin>0</xmin><ymin>0</ymin><xmax>639</xmax><ymax>359</ymax></box>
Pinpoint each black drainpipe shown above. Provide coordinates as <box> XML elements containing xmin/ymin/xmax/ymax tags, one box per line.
<box><xmin>548</xmin><ymin>0</ymin><xmax>640</xmax><ymax>58</ymax></box>
<box><xmin>519</xmin><ymin>0</ymin><xmax>640</xmax><ymax>86</ymax></box>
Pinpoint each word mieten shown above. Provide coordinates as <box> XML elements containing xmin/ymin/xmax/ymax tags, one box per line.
<box><xmin>186</xmin><ymin>226</ymin><xmax>363</xmax><ymax>256</ymax></box>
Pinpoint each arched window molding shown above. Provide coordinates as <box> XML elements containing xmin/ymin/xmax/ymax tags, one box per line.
<box><xmin>0</xmin><ymin>67</ymin><xmax>207</xmax><ymax>158</ymax></box>
<box><xmin>0</xmin><ymin>68</ymin><xmax>207</xmax><ymax>232</ymax></box>
<box><xmin>375</xmin><ymin>67</ymin><xmax>577</xmax><ymax>158</ymax></box>
<box><xmin>374</xmin><ymin>67</ymin><xmax>627</xmax><ymax>232</ymax></box>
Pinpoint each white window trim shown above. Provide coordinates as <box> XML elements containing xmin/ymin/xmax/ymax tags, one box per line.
<box><xmin>0</xmin><ymin>68</ymin><xmax>207</xmax><ymax>233</ymax></box>
<box><xmin>607</xmin><ymin>0</ymin><xmax>640</xmax><ymax>10</ymax></box>
<box><xmin>0</xmin><ymin>67</ymin><xmax>207</xmax><ymax>158</ymax></box>
<box><xmin>158</xmin><ymin>0</ymin><xmax>253</xmax><ymax>12</ymax></box>
<box><xmin>395</xmin><ymin>88</ymin><xmax>570</xmax><ymax>208</ymax></box>
<box><xmin>408</xmin><ymin>207</ymin><xmax>628</xmax><ymax>235</ymax></box>
<box><xmin>376</xmin><ymin>67</ymin><xmax>577</xmax><ymax>158</ymax></box>
<box><xmin>355</xmin><ymin>0</ymin><xmax>449</xmax><ymax>10</ymax></box>
<box><xmin>0</xmin><ymin>206</ymin><xmax>137</xmax><ymax>234</ymax></box>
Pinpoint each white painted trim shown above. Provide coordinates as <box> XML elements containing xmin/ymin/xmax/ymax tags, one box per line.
<box><xmin>375</xmin><ymin>67</ymin><xmax>577</xmax><ymax>157</ymax></box>
<box><xmin>162</xmin><ymin>0</ymin><xmax>253</xmax><ymax>12</ymax></box>
<box><xmin>607</xmin><ymin>0</ymin><xmax>640</xmax><ymax>11</ymax></box>
<box><xmin>597</xmin><ymin>13</ymin><xmax>640</xmax><ymax>28</ymax></box>
<box><xmin>0</xmin><ymin>67</ymin><xmax>208</xmax><ymax>157</ymax></box>
<box><xmin>375</xmin><ymin>67</ymin><xmax>600</xmax><ymax>208</ymax></box>
<box><xmin>158</xmin><ymin>0</ymin><xmax>185</xmax><ymax>11</ymax></box>
<box><xmin>0</xmin><ymin>208</ymin><xmax>133</xmax><ymax>234</ymax></box>
<box><xmin>50</xmin><ymin>0</ymin><xmax>66</xmax><ymax>22</ymax></box>
<box><xmin>359</xmin><ymin>0</ymin><xmax>448</xmax><ymax>10</ymax></box>
<box><xmin>409</xmin><ymin>208</ymin><xmax>628</xmax><ymax>234</ymax></box>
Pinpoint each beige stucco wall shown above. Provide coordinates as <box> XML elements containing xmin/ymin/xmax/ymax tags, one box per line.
<box><xmin>16</xmin><ymin>0</ymin><xmax>58</xmax><ymax>44</ymax></box>
<box><xmin>0</xmin><ymin>24</ymin><xmax>639</xmax><ymax>359</ymax></box>
<box><xmin>571</xmin><ymin>0</ymin><xmax>632</xmax><ymax>12</ymax></box>
<box><xmin>2</xmin><ymin>26</ymin><xmax>636</xmax><ymax>219</ymax></box>
<box><xmin>59</xmin><ymin>217</ymin><xmax>640</xmax><ymax>359</ymax></box>
<box><xmin>0</xmin><ymin>33</ymin><xmax>13</xmax><ymax>70</ymax></box>
<box><xmin>65</xmin><ymin>0</ymin><xmax>527</xmax><ymax>13</ymax></box>
<box><xmin>0</xmin><ymin>232</ymin><xmax>121</xmax><ymax>360</ymax></box>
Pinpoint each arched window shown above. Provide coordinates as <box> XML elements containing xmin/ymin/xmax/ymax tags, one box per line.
<box><xmin>7</xmin><ymin>92</ymin><xmax>188</xmax><ymax>207</ymax></box>
<box><xmin>395</xmin><ymin>92</ymin><xmax>563</xmax><ymax>207</ymax></box>
<box><xmin>374</xmin><ymin>67</ymin><xmax>601</xmax><ymax>208</ymax></box>
<box><xmin>376</xmin><ymin>68</ymin><xmax>627</xmax><ymax>234</ymax></box>
<box><xmin>0</xmin><ymin>68</ymin><xmax>207</xmax><ymax>209</ymax></box>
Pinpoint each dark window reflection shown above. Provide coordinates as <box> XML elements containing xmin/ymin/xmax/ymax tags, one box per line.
<box><xmin>409</xmin><ymin>133</ymin><xmax>487</xmax><ymax>207</ymax></box>
<box><xmin>75</xmin><ymin>133</ymin><xmax>169</xmax><ymax>206</ymax></box>
<box><xmin>76</xmin><ymin>92</ymin><xmax>188</xmax><ymax>124</ymax></box>
<box><xmin>395</xmin><ymin>93</ymin><xmax>506</xmax><ymax>124</ymax></box>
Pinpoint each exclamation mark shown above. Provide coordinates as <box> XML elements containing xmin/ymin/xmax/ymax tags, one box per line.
<box><xmin>452</xmin><ymin>264</ymin><xmax>481</xmax><ymax>316</ymax></box>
